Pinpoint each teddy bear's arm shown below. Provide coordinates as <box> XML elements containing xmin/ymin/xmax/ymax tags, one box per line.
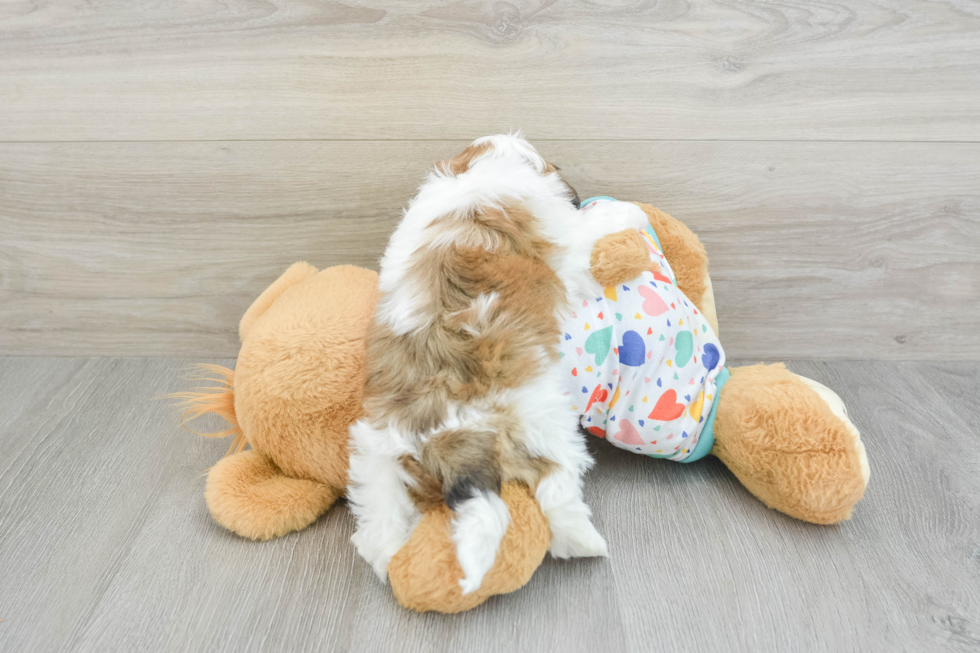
<box><xmin>631</xmin><ymin>203</ymin><xmax>719</xmax><ymax>335</ymax></box>
<box><xmin>589</xmin><ymin>230</ymin><xmax>653</xmax><ymax>289</ymax></box>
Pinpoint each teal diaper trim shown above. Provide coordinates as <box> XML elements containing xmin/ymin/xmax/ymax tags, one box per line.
<box><xmin>580</xmin><ymin>195</ymin><xmax>618</xmax><ymax>206</ymax></box>
<box><xmin>580</xmin><ymin>196</ymin><xmax>664</xmax><ymax>252</ymax></box>
<box><xmin>681</xmin><ymin>366</ymin><xmax>730</xmax><ymax>463</ymax></box>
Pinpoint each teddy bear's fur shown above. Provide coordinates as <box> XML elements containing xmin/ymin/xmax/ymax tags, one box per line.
<box><xmin>178</xmin><ymin>264</ymin><xmax>377</xmax><ymax>540</ymax></box>
<box><xmin>177</xmin><ymin>204</ymin><xmax>867</xmax><ymax>613</ymax></box>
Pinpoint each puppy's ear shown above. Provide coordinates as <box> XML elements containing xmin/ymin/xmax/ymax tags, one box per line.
<box><xmin>564</xmin><ymin>181</ymin><xmax>580</xmax><ymax>208</ymax></box>
<box><xmin>543</xmin><ymin>163</ymin><xmax>580</xmax><ymax>207</ymax></box>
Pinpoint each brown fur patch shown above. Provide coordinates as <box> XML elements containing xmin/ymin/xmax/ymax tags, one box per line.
<box><xmin>437</xmin><ymin>141</ymin><xmax>493</xmax><ymax>176</ymax></box>
<box><xmin>400</xmin><ymin>454</ymin><xmax>446</xmax><ymax>512</ymax></box>
<box><xmin>400</xmin><ymin>413</ymin><xmax>557</xmax><ymax>511</ymax></box>
<box><xmin>364</xmin><ymin>201</ymin><xmax>566</xmax><ymax>430</ymax></box>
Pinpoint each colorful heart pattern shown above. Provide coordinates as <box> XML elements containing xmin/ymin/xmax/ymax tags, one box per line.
<box><xmin>613</xmin><ymin>420</ymin><xmax>645</xmax><ymax>446</ymax></box>
<box><xmin>649</xmin><ymin>390</ymin><xmax>685</xmax><ymax>421</ymax></box>
<box><xmin>638</xmin><ymin>285</ymin><xmax>668</xmax><ymax>316</ymax></box>
<box><xmin>586</xmin><ymin>385</ymin><xmax>609</xmax><ymax>413</ymax></box>
<box><xmin>702</xmin><ymin>343</ymin><xmax>720</xmax><ymax>371</ymax></box>
<box><xmin>619</xmin><ymin>330</ymin><xmax>646</xmax><ymax>367</ymax></box>
<box><xmin>674</xmin><ymin>330</ymin><xmax>693</xmax><ymax>367</ymax></box>
<box><xmin>584</xmin><ymin>326</ymin><xmax>614</xmax><ymax>365</ymax></box>
<box><xmin>559</xmin><ymin>198</ymin><xmax>727</xmax><ymax>462</ymax></box>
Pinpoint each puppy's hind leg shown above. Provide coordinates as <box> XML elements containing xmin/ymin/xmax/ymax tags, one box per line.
<box><xmin>519</xmin><ymin>373</ymin><xmax>609</xmax><ymax>559</ymax></box>
<box><xmin>347</xmin><ymin>419</ymin><xmax>423</xmax><ymax>581</ymax></box>
<box><xmin>536</xmin><ymin>465</ymin><xmax>609</xmax><ymax>559</ymax></box>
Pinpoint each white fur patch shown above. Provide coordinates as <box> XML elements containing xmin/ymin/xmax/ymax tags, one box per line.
<box><xmin>347</xmin><ymin>419</ymin><xmax>423</xmax><ymax>581</ymax></box>
<box><xmin>453</xmin><ymin>292</ymin><xmax>498</xmax><ymax>336</ymax></box>
<box><xmin>472</xmin><ymin>132</ymin><xmax>547</xmax><ymax>172</ymax></box>
<box><xmin>452</xmin><ymin>490</ymin><xmax>511</xmax><ymax>595</ymax></box>
<box><xmin>504</xmin><ymin>366</ymin><xmax>609</xmax><ymax>559</ymax></box>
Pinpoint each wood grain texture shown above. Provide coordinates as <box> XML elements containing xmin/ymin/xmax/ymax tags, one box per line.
<box><xmin>2</xmin><ymin>140</ymin><xmax>977</xmax><ymax>359</ymax></box>
<box><xmin>0</xmin><ymin>358</ymin><xmax>977</xmax><ymax>652</ymax></box>
<box><xmin>1</xmin><ymin>0</ymin><xmax>979</xmax><ymax>141</ymax></box>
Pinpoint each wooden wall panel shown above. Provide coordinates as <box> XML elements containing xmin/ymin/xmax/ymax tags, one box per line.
<box><xmin>1</xmin><ymin>0</ymin><xmax>978</xmax><ymax>141</ymax></box>
<box><xmin>2</xmin><ymin>140</ymin><xmax>977</xmax><ymax>359</ymax></box>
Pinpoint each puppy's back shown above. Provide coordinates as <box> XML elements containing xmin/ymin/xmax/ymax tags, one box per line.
<box><xmin>365</xmin><ymin>198</ymin><xmax>568</xmax><ymax>509</ymax></box>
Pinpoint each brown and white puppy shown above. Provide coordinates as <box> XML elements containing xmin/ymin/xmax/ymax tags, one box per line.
<box><xmin>347</xmin><ymin>134</ymin><xmax>651</xmax><ymax>594</ymax></box>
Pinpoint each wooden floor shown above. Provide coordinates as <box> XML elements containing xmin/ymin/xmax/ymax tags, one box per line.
<box><xmin>0</xmin><ymin>357</ymin><xmax>977</xmax><ymax>652</ymax></box>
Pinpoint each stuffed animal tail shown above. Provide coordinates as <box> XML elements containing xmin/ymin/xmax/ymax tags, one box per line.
<box><xmin>169</xmin><ymin>364</ymin><xmax>247</xmax><ymax>457</ymax></box>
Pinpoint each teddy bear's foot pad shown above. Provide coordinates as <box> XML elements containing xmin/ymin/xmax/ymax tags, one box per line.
<box><xmin>206</xmin><ymin>450</ymin><xmax>340</xmax><ymax>541</ymax></box>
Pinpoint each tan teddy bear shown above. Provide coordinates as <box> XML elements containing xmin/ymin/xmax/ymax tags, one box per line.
<box><xmin>176</xmin><ymin>204</ymin><xmax>867</xmax><ymax>613</ymax></box>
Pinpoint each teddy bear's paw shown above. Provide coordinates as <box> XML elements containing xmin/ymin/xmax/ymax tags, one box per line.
<box><xmin>713</xmin><ymin>363</ymin><xmax>869</xmax><ymax>525</ymax></box>
<box><xmin>794</xmin><ymin>374</ymin><xmax>870</xmax><ymax>488</ymax></box>
<box><xmin>205</xmin><ymin>450</ymin><xmax>340</xmax><ymax>541</ymax></box>
<box><xmin>548</xmin><ymin>518</ymin><xmax>609</xmax><ymax>559</ymax></box>
<box><xmin>590</xmin><ymin>229</ymin><xmax>652</xmax><ymax>288</ymax></box>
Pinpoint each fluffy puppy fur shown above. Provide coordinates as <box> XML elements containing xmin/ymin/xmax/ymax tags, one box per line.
<box><xmin>348</xmin><ymin>134</ymin><xmax>650</xmax><ymax>594</ymax></box>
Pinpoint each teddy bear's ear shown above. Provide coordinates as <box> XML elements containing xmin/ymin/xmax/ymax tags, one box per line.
<box><xmin>589</xmin><ymin>229</ymin><xmax>652</xmax><ymax>288</ymax></box>
<box><xmin>239</xmin><ymin>262</ymin><xmax>318</xmax><ymax>342</ymax></box>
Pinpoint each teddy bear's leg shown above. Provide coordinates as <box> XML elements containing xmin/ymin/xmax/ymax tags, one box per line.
<box><xmin>205</xmin><ymin>449</ymin><xmax>340</xmax><ymax>540</ymax></box>
<box><xmin>710</xmin><ymin>363</ymin><xmax>869</xmax><ymax>524</ymax></box>
<box><xmin>238</xmin><ymin>262</ymin><xmax>319</xmax><ymax>342</ymax></box>
<box><xmin>631</xmin><ymin>203</ymin><xmax>719</xmax><ymax>334</ymax></box>
<box><xmin>387</xmin><ymin>482</ymin><xmax>551</xmax><ymax>613</ymax></box>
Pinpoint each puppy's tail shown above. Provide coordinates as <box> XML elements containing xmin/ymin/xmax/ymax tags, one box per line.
<box><xmin>420</xmin><ymin>429</ymin><xmax>510</xmax><ymax>594</ymax></box>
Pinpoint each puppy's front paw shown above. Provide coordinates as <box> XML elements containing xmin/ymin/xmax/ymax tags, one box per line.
<box><xmin>550</xmin><ymin>520</ymin><xmax>609</xmax><ymax>559</ymax></box>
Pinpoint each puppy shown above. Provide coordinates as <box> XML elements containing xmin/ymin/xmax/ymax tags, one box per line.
<box><xmin>347</xmin><ymin>134</ymin><xmax>651</xmax><ymax>594</ymax></box>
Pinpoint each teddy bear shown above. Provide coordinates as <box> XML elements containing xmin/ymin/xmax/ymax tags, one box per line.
<box><xmin>175</xmin><ymin>202</ymin><xmax>869</xmax><ymax>614</ymax></box>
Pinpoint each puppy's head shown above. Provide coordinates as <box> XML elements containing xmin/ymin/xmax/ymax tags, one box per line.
<box><xmin>437</xmin><ymin>134</ymin><xmax>580</xmax><ymax>207</ymax></box>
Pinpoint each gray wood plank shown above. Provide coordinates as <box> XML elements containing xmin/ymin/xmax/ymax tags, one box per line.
<box><xmin>0</xmin><ymin>358</ymin><xmax>977</xmax><ymax>652</ymax></box>
<box><xmin>1</xmin><ymin>0</ymin><xmax>979</xmax><ymax>141</ymax></box>
<box><xmin>2</xmin><ymin>141</ymin><xmax>978</xmax><ymax>360</ymax></box>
